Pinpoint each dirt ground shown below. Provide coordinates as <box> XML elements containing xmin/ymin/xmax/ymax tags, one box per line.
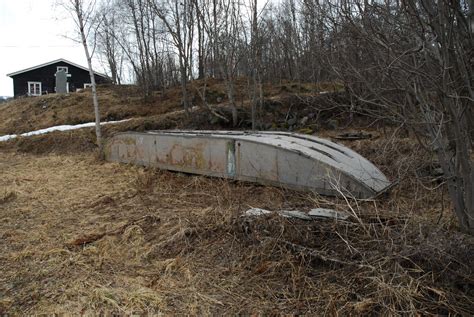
<box><xmin>1</xmin><ymin>146</ymin><xmax>473</xmax><ymax>314</ymax></box>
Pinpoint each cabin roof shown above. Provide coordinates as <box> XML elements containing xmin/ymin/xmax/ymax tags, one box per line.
<box><xmin>6</xmin><ymin>58</ymin><xmax>107</xmax><ymax>78</ymax></box>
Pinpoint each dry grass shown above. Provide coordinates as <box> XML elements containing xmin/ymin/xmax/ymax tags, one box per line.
<box><xmin>0</xmin><ymin>144</ymin><xmax>473</xmax><ymax>314</ymax></box>
<box><xmin>0</xmin><ymin>84</ymin><xmax>181</xmax><ymax>135</ymax></box>
<box><xmin>0</xmin><ymin>80</ymin><xmax>473</xmax><ymax>314</ymax></box>
<box><xmin>0</xmin><ymin>78</ymin><xmax>341</xmax><ymax>136</ymax></box>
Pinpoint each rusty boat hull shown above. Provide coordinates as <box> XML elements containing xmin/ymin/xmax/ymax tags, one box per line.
<box><xmin>104</xmin><ymin>130</ymin><xmax>391</xmax><ymax>198</ymax></box>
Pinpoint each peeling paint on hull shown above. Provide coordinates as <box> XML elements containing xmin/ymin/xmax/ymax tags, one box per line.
<box><xmin>105</xmin><ymin>130</ymin><xmax>392</xmax><ymax>198</ymax></box>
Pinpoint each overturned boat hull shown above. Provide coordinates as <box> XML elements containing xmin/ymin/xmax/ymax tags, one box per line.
<box><xmin>104</xmin><ymin>130</ymin><xmax>391</xmax><ymax>198</ymax></box>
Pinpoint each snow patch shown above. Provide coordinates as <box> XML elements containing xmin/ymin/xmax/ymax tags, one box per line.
<box><xmin>0</xmin><ymin>119</ymin><xmax>130</xmax><ymax>142</ymax></box>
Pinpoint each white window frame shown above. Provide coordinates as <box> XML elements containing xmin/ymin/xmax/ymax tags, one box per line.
<box><xmin>84</xmin><ymin>83</ymin><xmax>92</xmax><ymax>89</ymax></box>
<box><xmin>28</xmin><ymin>81</ymin><xmax>42</xmax><ymax>96</ymax></box>
<box><xmin>57</xmin><ymin>66</ymin><xmax>68</xmax><ymax>73</ymax></box>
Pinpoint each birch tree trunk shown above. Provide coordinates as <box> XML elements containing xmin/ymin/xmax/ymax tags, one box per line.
<box><xmin>72</xmin><ymin>0</ymin><xmax>103</xmax><ymax>157</ymax></box>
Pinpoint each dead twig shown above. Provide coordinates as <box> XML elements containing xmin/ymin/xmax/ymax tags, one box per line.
<box><xmin>266</xmin><ymin>237</ymin><xmax>376</xmax><ymax>271</ymax></box>
<box><xmin>67</xmin><ymin>215</ymin><xmax>159</xmax><ymax>247</ymax></box>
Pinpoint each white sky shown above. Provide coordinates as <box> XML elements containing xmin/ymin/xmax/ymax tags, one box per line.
<box><xmin>0</xmin><ymin>0</ymin><xmax>103</xmax><ymax>96</ymax></box>
<box><xmin>0</xmin><ymin>0</ymin><xmax>277</xmax><ymax>97</ymax></box>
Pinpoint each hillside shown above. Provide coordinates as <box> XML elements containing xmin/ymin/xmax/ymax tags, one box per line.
<box><xmin>0</xmin><ymin>84</ymin><xmax>178</xmax><ymax>135</ymax></box>
<box><xmin>0</xmin><ymin>80</ymin><xmax>339</xmax><ymax>135</ymax></box>
<box><xmin>0</xmin><ymin>82</ymin><xmax>473</xmax><ymax>314</ymax></box>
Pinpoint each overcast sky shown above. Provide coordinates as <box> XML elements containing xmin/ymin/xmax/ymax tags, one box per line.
<box><xmin>0</xmin><ymin>0</ymin><xmax>276</xmax><ymax>97</ymax></box>
<box><xmin>0</xmin><ymin>0</ymin><xmax>103</xmax><ymax>96</ymax></box>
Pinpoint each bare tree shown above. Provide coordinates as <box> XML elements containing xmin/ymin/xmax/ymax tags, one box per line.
<box><xmin>63</xmin><ymin>0</ymin><xmax>104</xmax><ymax>156</ymax></box>
<box><xmin>215</xmin><ymin>0</ymin><xmax>244</xmax><ymax>126</ymax></box>
<box><xmin>191</xmin><ymin>0</ymin><xmax>250</xmax><ymax>126</ymax></box>
<box><xmin>96</xmin><ymin>4</ymin><xmax>123</xmax><ymax>84</ymax></box>
<box><xmin>150</xmin><ymin>0</ymin><xmax>195</xmax><ymax>113</ymax></box>
<box><xmin>194</xmin><ymin>0</ymin><xmax>204</xmax><ymax>79</ymax></box>
<box><xmin>325</xmin><ymin>0</ymin><xmax>474</xmax><ymax>233</ymax></box>
<box><xmin>250</xmin><ymin>0</ymin><xmax>262</xmax><ymax>129</ymax></box>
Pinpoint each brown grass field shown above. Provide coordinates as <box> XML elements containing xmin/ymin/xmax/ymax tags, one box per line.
<box><xmin>0</xmin><ymin>84</ymin><xmax>473</xmax><ymax>314</ymax></box>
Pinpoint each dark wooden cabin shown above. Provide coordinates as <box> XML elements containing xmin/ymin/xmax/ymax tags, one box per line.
<box><xmin>7</xmin><ymin>58</ymin><xmax>109</xmax><ymax>98</ymax></box>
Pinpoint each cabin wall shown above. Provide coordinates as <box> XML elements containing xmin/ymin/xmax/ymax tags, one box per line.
<box><xmin>11</xmin><ymin>62</ymin><xmax>109</xmax><ymax>97</ymax></box>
